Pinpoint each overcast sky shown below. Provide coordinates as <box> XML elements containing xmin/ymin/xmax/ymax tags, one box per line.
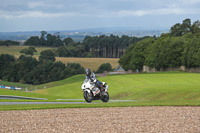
<box><xmin>0</xmin><ymin>0</ymin><xmax>200</xmax><ymax>32</ymax></box>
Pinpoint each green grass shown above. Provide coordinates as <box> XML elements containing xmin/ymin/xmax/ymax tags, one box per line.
<box><xmin>1</xmin><ymin>72</ymin><xmax>200</xmax><ymax>110</ymax></box>
<box><xmin>34</xmin><ymin>74</ymin><xmax>85</xmax><ymax>90</ymax></box>
<box><xmin>0</xmin><ymin>80</ymin><xmax>31</xmax><ymax>89</ymax></box>
<box><xmin>35</xmin><ymin>74</ymin><xmax>86</xmax><ymax>99</ymax></box>
<box><xmin>0</xmin><ymin>75</ymin><xmax>85</xmax><ymax>101</ymax></box>
<box><xmin>0</xmin><ymin>88</ymin><xmax>61</xmax><ymax>100</ymax></box>
<box><xmin>36</xmin><ymin>72</ymin><xmax>200</xmax><ymax>101</ymax></box>
<box><xmin>0</xmin><ymin>100</ymin><xmax>200</xmax><ymax>111</ymax></box>
<box><xmin>104</xmin><ymin>72</ymin><xmax>200</xmax><ymax>101</ymax></box>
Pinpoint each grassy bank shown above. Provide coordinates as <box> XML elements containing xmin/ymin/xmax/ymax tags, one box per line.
<box><xmin>1</xmin><ymin>72</ymin><xmax>200</xmax><ymax>110</ymax></box>
<box><xmin>0</xmin><ymin>80</ymin><xmax>31</xmax><ymax>89</ymax></box>
<box><xmin>36</xmin><ymin>72</ymin><xmax>200</xmax><ymax>101</ymax></box>
<box><xmin>0</xmin><ymin>89</ymin><xmax>61</xmax><ymax>100</ymax></box>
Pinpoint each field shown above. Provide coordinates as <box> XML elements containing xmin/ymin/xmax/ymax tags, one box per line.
<box><xmin>0</xmin><ymin>46</ymin><xmax>119</xmax><ymax>70</ymax></box>
<box><xmin>0</xmin><ymin>46</ymin><xmax>54</xmax><ymax>56</ymax></box>
<box><xmin>56</xmin><ymin>57</ymin><xmax>119</xmax><ymax>71</ymax></box>
<box><xmin>1</xmin><ymin>72</ymin><xmax>200</xmax><ymax>110</ymax></box>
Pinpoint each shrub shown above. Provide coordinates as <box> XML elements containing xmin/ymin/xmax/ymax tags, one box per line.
<box><xmin>96</xmin><ymin>63</ymin><xmax>112</xmax><ymax>73</ymax></box>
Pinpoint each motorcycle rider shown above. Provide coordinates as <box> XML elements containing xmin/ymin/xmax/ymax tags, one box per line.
<box><xmin>85</xmin><ymin>68</ymin><xmax>103</xmax><ymax>93</ymax></box>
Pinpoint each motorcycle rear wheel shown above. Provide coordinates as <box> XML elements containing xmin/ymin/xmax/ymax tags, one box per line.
<box><xmin>84</xmin><ymin>91</ymin><xmax>93</xmax><ymax>103</ymax></box>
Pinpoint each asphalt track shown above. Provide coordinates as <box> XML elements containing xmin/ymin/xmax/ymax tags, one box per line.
<box><xmin>0</xmin><ymin>95</ymin><xmax>47</xmax><ymax>100</ymax></box>
<box><xmin>0</xmin><ymin>102</ymin><xmax>90</xmax><ymax>105</ymax></box>
<box><xmin>0</xmin><ymin>95</ymin><xmax>136</xmax><ymax>105</ymax></box>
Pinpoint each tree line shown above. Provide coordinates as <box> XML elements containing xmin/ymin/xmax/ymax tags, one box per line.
<box><xmin>24</xmin><ymin>31</ymin><xmax>148</xmax><ymax>58</ymax></box>
<box><xmin>119</xmin><ymin>18</ymin><xmax>200</xmax><ymax>71</ymax></box>
<box><xmin>0</xmin><ymin>48</ymin><xmax>114</xmax><ymax>85</ymax></box>
<box><xmin>0</xmin><ymin>40</ymin><xmax>19</xmax><ymax>46</ymax></box>
<box><xmin>0</xmin><ymin>52</ymin><xmax>85</xmax><ymax>85</ymax></box>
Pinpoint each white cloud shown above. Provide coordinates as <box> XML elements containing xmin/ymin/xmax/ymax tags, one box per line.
<box><xmin>0</xmin><ymin>10</ymin><xmax>86</xmax><ymax>19</ymax></box>
<box><xmin>1</xmin><ymin>0</ymin><xmax>200</xmax><ymax>32</ymax></box>
<box><xmin>1</xmin><ymin>0</ymin><xmax>200</xmax><ymax>19</ymax></box>
<box><xmin>118</xmin><ymin>10</ymin><xmax>146</xmax><ymax>16</ymax></box>
<box><xmin>28</xmin><ymin>1</ymin><xmax>45</xmax><ymax>8</ymax></box>
<box><xmin>27</xmin><ymin>1</ymin><xmax>64</xmax><ymax>9</ymax></box>
<box><xmin>111</xmin><ymin>7</ymin><xmax>200</xmax><ymax>17</ymax></box>
<box><xmin>18</xmin><ymin>11</ymin><xmax>66</xmax><ymax>18</ymax></box>
<box><xmin>180</xmin><ymin>0</ymin><xmax>200</xmax><ymax>5</ymax></box>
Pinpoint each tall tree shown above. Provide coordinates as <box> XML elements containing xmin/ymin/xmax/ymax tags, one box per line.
<box><xmin>63</xmin><ymin>37</ymin><xmax>74</xmax><ymax>46</ymax></box>
<box><xmin>0</xmin><ymin>54</ymin><xmax>15</xmax><ymax>79</ymax></box>
<box><xmin>24</xmin><ymin>36</ymin><xmax>40</xmax><ymax>46</ymax></box>
<box><xmin>191</xmin><ymin>20</ymin><xmax>200</xmax><ymax>34</ymax></box>
<box><xmin>46</xmin><ymin>34</ymin><xmax>57</xmax><ymax>46</ymax></box>
<box><xmin>40</xmin><ymin>31</ymin><xmax>47</xmax><ymax>46</ymax></box>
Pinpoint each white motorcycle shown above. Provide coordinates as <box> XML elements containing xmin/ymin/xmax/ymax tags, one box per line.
<box><xmin>81</xmin><ymin>79</ymin><xmax>109</xmax><ymax>103</ymax></box>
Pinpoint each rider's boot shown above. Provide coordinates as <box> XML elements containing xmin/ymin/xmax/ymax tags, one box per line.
<box><xmin>99</xmin><ymin>85</ymin><xmax>104</xmax><ymax>97</ymax></box>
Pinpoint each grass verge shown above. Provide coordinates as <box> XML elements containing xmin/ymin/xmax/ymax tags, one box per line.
<box><xmin>0</xmin><ymin>100</ymin><xmax>200</xmax><ymax>111</ymax></box>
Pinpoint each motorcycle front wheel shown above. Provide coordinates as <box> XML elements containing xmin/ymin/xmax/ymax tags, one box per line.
<box><xmin>101</xmin><ymin>92</ymin><xmax>109</xmax><ymax>102</ymax></box>
<box><xmin>83</xmin><ymin>91</ymin><xmax>93</xmax><ymax>103</ymax></box>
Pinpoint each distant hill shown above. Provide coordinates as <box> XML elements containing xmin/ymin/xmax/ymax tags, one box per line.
<box><xmin>0</xmin><ymin>27</ymin><xmax>168</xmax><ymax>42</ymax></box>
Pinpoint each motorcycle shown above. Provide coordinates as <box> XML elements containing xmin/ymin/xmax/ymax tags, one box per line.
<box><xmin>81</xmin><ymin>79</ymin><xmax>109</xmax><ymax>103</ymax></box>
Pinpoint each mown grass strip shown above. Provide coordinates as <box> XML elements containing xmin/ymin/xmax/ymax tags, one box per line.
<box><xmin>1</xmin><ymin>100</ymin><xmax>200</xmax><ymax>111</ymax></box>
